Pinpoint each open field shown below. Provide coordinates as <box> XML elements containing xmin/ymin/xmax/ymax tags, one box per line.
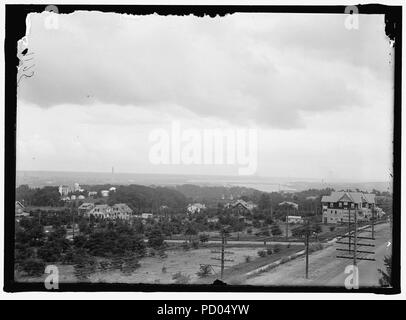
<box><xmin>16</xmin><ymin>244</ymin><xmax>302</xmax><ymax>284</ymax></box>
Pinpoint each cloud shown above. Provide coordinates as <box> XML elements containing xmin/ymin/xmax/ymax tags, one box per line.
<box><xmin>17</xmin><ymin>12</ymin><xmax>392</xmax><ymax>129</ymax></box>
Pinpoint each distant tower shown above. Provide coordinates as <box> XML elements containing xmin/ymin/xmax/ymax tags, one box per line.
<box><xmin>111</xmin><ymin>166</ymin><xmax>115</xmax><ymax>183</ymax></box>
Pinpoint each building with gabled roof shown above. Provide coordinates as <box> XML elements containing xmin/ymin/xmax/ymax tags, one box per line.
<box><xmin>321</xmin><ymin>191</ymin><xmax>376</xmax><ymax>224</ymax></box>
<box><xmin>226</xmin><ymin>199</ymin><xmax>257</xmax><ymax>215</ymax></box>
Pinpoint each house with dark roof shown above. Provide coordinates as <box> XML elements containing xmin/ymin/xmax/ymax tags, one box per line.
<box><xmin>15</xmin><ymin>201</ymin><xmax>29</xmax><ymax>217</ymax></box>
<box><xmin>321</xmin><ymin>191</ymin><xmax>377</xmax><ymax>224</ymax></box>
<box><xmin>225</xmin><ymin>199</ymin><xmax>257</xmax><ymax>215</ymax></box>
<box><xmin>78</xmin><ymin>202</ymin><xmax>95</xmax><ymax>215</ymax></box>
<box><xmin>87</xmin><ymin>203</ymin><xmax>133</xmax><ymax>220</ymax></box>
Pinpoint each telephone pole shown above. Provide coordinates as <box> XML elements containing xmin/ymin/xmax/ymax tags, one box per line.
<box><xmin>337</xmin><ymin>199</ymin><xmax>375</xmax><ymax>263</ymax></box>
<box><xmin>210</xmin><ymin>229</ymin><xmax>234</xmax><ymax>280</ymax></box>
<box><xmin>305</xmin><ymin>220</ymin><xmax>310</xmax><ymax>279</ymax></box>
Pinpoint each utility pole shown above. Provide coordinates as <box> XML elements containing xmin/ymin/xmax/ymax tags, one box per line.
<box><xmin>337</xmin><ymin>198</ymin><xmax>375</xmax><ymax>263</ymax></box>
<box><xmin>371</xmin><ymin>205</ymin><xmax>375</xmax><ymax>239</ymax></box>
<box><xmin>305</xmin><ymin>220</ymin><xmax>310</xmax><ymax>279</ymax></box>
<box><xmin>348</xmin><ymin>205</ymin><xmax>351</xmax><ymax>253</ymax></box>
<box><xmin>285</xmin><ymin>207</ymin><xmax>289</xmax><ymax>241</ymax></box>
<box><xmin>353</xmin><ymin>207</ymin><xmax>357</xmax><ymax>266</ymax></box>
<box><xmin>210</xmin><ymin>229</ymin><xmax>234</xmax><ymax>280</ymax></box>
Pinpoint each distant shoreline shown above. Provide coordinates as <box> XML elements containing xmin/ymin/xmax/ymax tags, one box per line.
<box><xmin>16</xmin><ymin>170</ymin><xmax>391</xmax><ymax>193</ymax></box>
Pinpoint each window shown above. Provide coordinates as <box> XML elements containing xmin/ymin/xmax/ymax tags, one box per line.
<box><xmin>351</xmin><ymin>203</ymin><xmax>354</xmax><ymax>208</ymax></box>
<box><xmin>330</xmin><ymin>203</ymin><xmax>333</xmax><ymax>208</ymax></box>
<box><xmin>339</xmin><ymin>202</ymin><xmax>342</xmax><ymax>207</ymax></box>
<box><xmin>344</xmin><ymin>202</ymin><xmax>348</xmax><ymax>206</ymax></box>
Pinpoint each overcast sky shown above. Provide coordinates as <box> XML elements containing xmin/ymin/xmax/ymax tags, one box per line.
<box><xmin>17</xmin><ymin>11</ymin><xmax>393</xmax><ymax>181</ymax></box>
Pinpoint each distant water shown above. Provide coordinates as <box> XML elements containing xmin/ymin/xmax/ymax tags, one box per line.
<box><xmin>16</xmin><ymin>171</ymin><xmax>391</xmax><ymax>193</ymax></box>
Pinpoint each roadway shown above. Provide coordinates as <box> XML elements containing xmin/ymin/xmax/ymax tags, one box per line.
<box><xmin>245</xmin><ymin>223</ymin><xmax>392</xmax><ymax>287</ymax></box>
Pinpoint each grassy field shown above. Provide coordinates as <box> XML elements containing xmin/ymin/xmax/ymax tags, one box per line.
<box><xmin>15</xmin><ymin>244</ymin><xmax>304</xmax><ymax>285</ymax></box>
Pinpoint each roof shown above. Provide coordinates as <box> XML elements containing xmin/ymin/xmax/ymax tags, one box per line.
<box><xmin>112</xmin><ymin>203</ymin><xmax>133</xmax><ymax>212</ymax></box>
<box><xmin>321</xmin><ymin>191</ymin><xmax>375</xmax><ymax>204</ymax></box>
<box><xmin>278</xmin><ymin>201</ymin><xmax>299</xmax><ymax>210</ymax></box>
<box><xmin>15</xmin><ymin>201</ymin><xmax>25</xmax><ymax>209</ymax></box>
<box><xmin>230</xmin><ymin>199</ymin><xmax>256</xmax><ymax>211</ymax></box>
<box><xmin>79</xmin><ymin>203</ymin><xmax>94</xmax><ymax>209</ymax></box>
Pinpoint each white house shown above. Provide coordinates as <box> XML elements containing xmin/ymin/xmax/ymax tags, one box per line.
<box><xmin>101</xmin><ymin>190</ymin><xmax>109</xmax><ymax>197</ymax></box>
<box><xmin>87</xmin><ymin>204</ymin><xmax>133</xmax><ymax>220</ymax></box>
<box><xmin>187</xmin><ymin>203</ymin><xmax>206</xmax><ymax>214</ymax></box>
<box><xmin>58</xmin><ymin>185</ymin><xmax>70</xmax><ymax>196</ymax></box>
<box><xmin>141</xmin><ymin>213</ymin><xmax>153</xmax><ymax>219</ymax></box>
<box><xmin>287</xmin><ymin>215</ymin><xmax>304</xmax><ymax>224</ymax></box>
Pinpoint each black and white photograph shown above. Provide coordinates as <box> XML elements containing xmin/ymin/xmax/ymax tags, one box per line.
<box><xmin>2</xmin><ymin>2</ymin><xmax>402</xmax><ymax>297</ymax></box>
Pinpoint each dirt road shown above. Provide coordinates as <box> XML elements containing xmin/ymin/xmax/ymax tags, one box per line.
<box><xmin>245</xmin><ymin>223</ymin><xmax>392</xmax><ymax>288</ymax></box>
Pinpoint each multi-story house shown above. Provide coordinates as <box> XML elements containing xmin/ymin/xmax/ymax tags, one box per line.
<box><xmin>87</xmin><ymin>203</ymin><xmax>134</xmax><ymax>220</ymax></box>
<box><xmin>58</xmin><ymin>185</ymin><xmax>70</xmax><ymax>196</ymax></box>
<box><xmin>111</xmin><ymin>203</ymin><xmax>133</xmax><ymax>220</ymax></box>
<box><xmin>187</xmin><ymin>203</ymin><xmax>206</xmax><ymax>215</ymax></box>
<box><xmin>78</xmin><ymin>202</ymin><xmax>95</xmax><ymax>215</ymax></box>
<box><xmin>225</xmin><ymin>199</ymin><xmax>257</xmax><ymax>215</ymax></box>
<box><xmin>321</xmin><ymin>191</ymin><xmax>376</xmax><ymax>224</ymax></box>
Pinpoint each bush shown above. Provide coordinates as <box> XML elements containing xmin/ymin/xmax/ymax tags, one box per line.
<box><xmin>309</xmin><ymin>242</ymin><xmax>323</xmax><ymax>253</ymax></box>
<box><xmin>147</xmin><ymin>228</ymin><xmax>165</xmax><ymax>250</ymax></box>
<box><xmin>191</xmin><ymin>240</ymin><xmax>199</xmax><ymax>249</ymax></box>
<box><xmin>271</xmin><ymin>224</ymin><xmax>282</xmax><ymax>236</ymax></box>
<box><xmin>199</xmin><ymin>233</ymin><xmax>209</xmax><ymax>243</ymax></box>
<box><xmin>266</xmin><ymin>247</ymin><xmax>273</xmax><ymax>255</ymax></box>
<box><xmin>196</xmin><ymin>265</ymin><xmax>212</xmax><ymax>278</ymax></box>
<box><xmin>158</xmin><ymin>248</ymin><xmax>168</xmax><ymax>259</ymax></box>
<box><xmin>257</xmin><ymin>250</ymin><xmax>267</xmax><ymax>258</ymax></box>
<box><xmin>247</xmin><ymin>228</ymin><xmax>253</xmax><ymax>234</ymax></box>
<box><xmin>20</xmin><ymin>258</ymin><xmax>45</xmax><ymax>277</ymax></box>
<box><xmin>182</xmin><ymin>241</ymin><xmax>191</xmax><ymax>251</ymax></box>
<box><xmin>329</xmin><ymin>226</ymin><xmax>336</xmax><ymax>232</ymax></box>
<box><xmin>245</xmin><ymin>255</ymin><xmax>251</xmax><ymax>263</ymax></box>
<box><xmin>280</xmin><ymin>256</ymin><xmax>291</xmax><ymax>264</ymax></box>
<box><xmin>172</xmin><ymin>272</ymin><xmax>190</xmax><ymax>284</ymax></box>
<box><xmin>273</xmin><ymin>244</ymin><xmax>282</xmax><ymax>253</ymax></box>
<box><xmin>120</xmin><ymin>255</ymin><xmax>141</xmax><ymax>275</ymax></box>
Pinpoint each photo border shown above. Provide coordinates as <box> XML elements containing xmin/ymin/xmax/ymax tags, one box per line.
<box><xmin>4</xmin><ymin>3</ymin><xmax>401</xmax><ymax>294</ymax></box>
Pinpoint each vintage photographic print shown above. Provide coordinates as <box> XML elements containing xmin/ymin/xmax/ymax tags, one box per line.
<box><xmin>4</xmin><ymin>4</ymin><xmax>400</xmax><ymax>293</ymax></box>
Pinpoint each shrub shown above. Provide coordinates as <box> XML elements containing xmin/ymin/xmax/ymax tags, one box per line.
<box><xmin>158</xmin><ymin>248</ymin><xmax>168</xmax><ymax>259</ymax></box>
<box><xmin>199</xmin><ymin>233</ymin><xmax>209</xmax><ymax>243</ymax></box>
<box><xmin>120</xmin><ymin>255</ymin><xmax>141</xmax><ymax>275</ymax></box>
<box><xmin>280</xmin><ymin>256</ymin><xmax>291</xmax><ymax>264</ymax></box>
<box><xmin>257</xmin><ymin>250</ymin><xmax>267</xmax><ymax>258</ymax></box>
<box><xmin>309</xmin><ymin>242</ymin><xmax>323</xmax><ymax>253</ymax></box>
<box><xmin>273</xmin><ymin>244</ymin><xmax>282</xmax><ymax>253</ymax></box>
<box><xmin>20</xmin><ymin>258</ymin><xmax>45</xmax><ymax>277</ymax></box>
<box><xmin>196</xmin><ymin>265</ymin><xmax>212</xmax><ymax>278</ymax></box>
<box><xmin>247</xmin><ymin>228</ymin><xmax>253</xmax><ymax>234</ymax></box>
<box><xmin>266</xmin><ymin>247</ymin><xmax>273</xmax><ymax>255</ymax></box>
<box><xmin>245</xmin><ymin>255</ymin><xmax>251</xmax><ymax>263</ymax></box>
<box><xmin>191</xmin><ymin>240</ymin><xmax>199</xmax><ymax>249</ymax></box>
<box><xmin>172</xmin><ymin>272</ymin><xmax>190</xmax><ymax>284</ymax></box>
<box><xmin>182</xmin><ymin>241</ymin><xmax>191</xmax><ymax>251</ymax></box>
<box><xmin>329</xmin><ymin>226</ymin><xmax>336</xmax><ymax>232</ymax></box>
